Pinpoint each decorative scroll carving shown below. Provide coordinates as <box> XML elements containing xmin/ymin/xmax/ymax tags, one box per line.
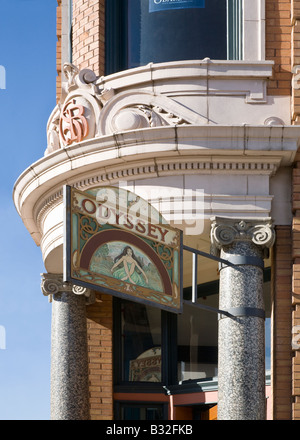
<box><xmin>109</xmin><ymin>104</ymin><xmax>186</xmax><ymax>132</ymax></box>
<box><xmin>41</xmin><ymin>274</ymin><xmax>63</xmax><ymax>296</ymax></box>
<box><xmin>210</xmin><ymin>217</ymin><xmax>275</xmax><ymax>257</ymax></box>
<box><xmin>46</xmin><ymin>106</ymin><xmax>61</xmax><ymax>153</ymax></box>
<box><xmin>97</xmin><ymin>89</ymin><xmax>205</xmax><ymax>135</ymax></box>
<box><xmin>63</xmin><ymin>63</ymin><xmax>79</xmax><ymax>93</ymax></box>
<box><xmin>45</xmin><ymin>64</ymin><xmax>205</xmax><ymax>154</ymax></box>
<box><xmin>248</xmin><ymin>223</ymin><xmax>275</xmax><ymax>248</ymax></box>
<box><xmin>41</xmin><ymin>273</ymin><xmax>95</xmax><ymax>305</ymax></box>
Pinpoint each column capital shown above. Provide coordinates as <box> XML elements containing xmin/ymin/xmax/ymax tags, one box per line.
<box><xmin>210</xmin><ymin>217</ymin><xmax>275</xmax><ymax>257</ymax></box>
<box><xmin>41</xmin><ymin>273</ymin><xmax>95</xmax><ymax>305</ymax></box>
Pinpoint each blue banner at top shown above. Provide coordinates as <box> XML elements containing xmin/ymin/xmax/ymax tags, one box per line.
<box><xmin>149</xmin><ymin>0</ymin><xmax>205</xmax><ymax>13</ymax></box>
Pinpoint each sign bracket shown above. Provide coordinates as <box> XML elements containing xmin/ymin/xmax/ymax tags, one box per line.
<box><xmin>182</xmin><ymin>244</ymin><xmax>264</xmax><ymax>320</ymax></box>
<box><xmin>183</xmin><ymin>299</ymin><xmax>234</xmax><ymax>318</ymax></box>
<box><xmin>183</xmin><ymin>244</ymin><xmax>237</xmax><ymax>268</ymax></box>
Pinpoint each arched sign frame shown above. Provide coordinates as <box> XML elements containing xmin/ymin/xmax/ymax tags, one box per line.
<box><xmin>63</xmin><ymin>185</ymin><xmax>183</xmax><ymax>313</ymax></box>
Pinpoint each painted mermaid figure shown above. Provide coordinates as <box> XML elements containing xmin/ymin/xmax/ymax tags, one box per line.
<box><xmin>111</xmin><ymin>246</ymin><xmax>148</xmax><ymax>286</ymax></box>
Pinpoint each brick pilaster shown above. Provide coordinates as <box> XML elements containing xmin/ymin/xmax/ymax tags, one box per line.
<box><xmin>292</xmin><ymin>167</ymin><xmax>300</xmax><ymax>418</ymax></box>
<box><xmin>292</xmin><ymin>0</ymin><xmax>300</xmax><ymax>123</ymax></box>
<box><xmin>72</xmin><ymin>0</ymin><xmax>105</xmax><ymax>77</ymax></box>
<box><xmin>266</xmin><ymin>0</ymin><xmax>292</xmax><ymax>97</ymax></box>
<box><xmin>272</xmin><ymin>225</ymin><xmax>293</xmax><ymax>419</ymax></box>
<box><xmin>86</xmin><ymin>293</ymin><xmax>113</xmax><ymax>420</ymax></box>
<box><xmin>56</xmin><ymin>0</ymin><xmax>62</xmax><ymax>103</ymax></box>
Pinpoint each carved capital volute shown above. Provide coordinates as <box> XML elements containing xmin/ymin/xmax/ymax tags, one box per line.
<box><xmin>41</xmin><ymin>273</ymin><xmax>95</xmax><ymax>305</ymax></box>
<box><xmin>210</xmin><ymin>217</ymin><xmax>276</xmax><ymax>258</ymax></box>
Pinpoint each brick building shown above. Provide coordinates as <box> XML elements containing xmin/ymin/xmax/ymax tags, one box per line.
<box><xmin>12</xmin><ymin>0</ymin><xmax>300</xmax><ymax>420</ymax></box>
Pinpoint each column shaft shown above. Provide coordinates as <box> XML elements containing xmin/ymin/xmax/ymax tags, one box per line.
<box><xmin>218</xmin><ymin>241</ymin><xmax>265</xmax><ymax>420</ymax></box>
<box><xmin>211</xmin><ymin>217</ymin><xmax>275</xmax><ymax>420</ymax></box>
<box><xmin>51</xmin><ymin>291</ymin><xmax>90</xmax><ymax>420</ymax></box>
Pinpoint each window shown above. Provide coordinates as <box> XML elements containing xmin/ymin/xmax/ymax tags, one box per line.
<box><xmin>105</xmin><ymin>0</ymin><xmax>243</xmax><ymax>75</ymax></box>
<box><xmin>113</xmin><ymin>295</ymin><xmax>219</xmax><ymax>387</ymax></box>
<box><xmin>177</xmin><ymin>296</ymin><xmax>218</xmax><ymax>383</ymax></box>
<box><xmin>113</xmin><ymin>298</ymin><xmax>177</xmax><ymax>388</ymax></box>
<box><xmin>120</xmin><ymin>301</ymin><xmax>162</xmax><ymax>383</ymax></box>
<box><xmin>113</xmin><ymin>268</ymin><xmax>271</xmax><ymax>389</ymax></box>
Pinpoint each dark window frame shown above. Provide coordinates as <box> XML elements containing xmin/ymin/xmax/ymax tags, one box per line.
<box><xmin>113</xmin><ymin>297</ymin><xmax>177</xmax><ymax>393</ymax></box>
<box><xmin>105</xmin><ymin>0</ymin><xmax>128</xmax><ymax>75</ymax></box>
<box><xmin>113</xmin><ymin>268</ymin><xmax>271</xmax><ymax>394</ymax></box>
<box><xmin>105</xmin><ymin>0</ymin><xmax>243</xmax><ymax>75</ymax></box>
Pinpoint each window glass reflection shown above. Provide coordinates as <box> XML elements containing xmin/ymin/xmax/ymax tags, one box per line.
<box><xmin>177</xmin><ymin>297</ymin><xmax>218</xmax><ymax>382</ymax></box>
<box><xmin>121</xmin><ymin>301</ymin><xmax>162</xmax><ymax>382</ymax></box>
<box><xmin>127</xmin><ymin>0</ymin><xmax>227</xmax><ymax>69</ymax></box>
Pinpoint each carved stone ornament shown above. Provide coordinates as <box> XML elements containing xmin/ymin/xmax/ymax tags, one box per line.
<box><xmin>41</xmin><ymin>273</ymin><xmax>95</xmax><ymax>305</ymax></box>
<box><xmin>45</xmin><ymin>64</ymin><xmax>103</xmax><ymax>155</ymax></box>
<box><xmin>97</xmin><ymin>89</ymin><xmax>205</xmax><ymax>136</ymax></box>
<box><xmin>59</xmin><ymin>98</ymin><xmax>89</xmax><ymax>146</ymax></box>
<box><xmin>210</xmin><ymin>217</ymin><xmax>276</xmax><ymax>257</ymax></box>
<box><xmin>45</xmin><ymin>63</ymin><xmax>204</xmax><ymax>155</ymax></box>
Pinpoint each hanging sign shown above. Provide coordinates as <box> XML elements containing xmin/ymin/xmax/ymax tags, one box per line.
<box><xmin>149</xmin><ymin>0</ymin><xmax>205</xmax><ymax>13</ymax></box>
<box><xmin>63</xmin><ymin>185</ymin><xmax>183</xmax><ymax>313</ymax></box>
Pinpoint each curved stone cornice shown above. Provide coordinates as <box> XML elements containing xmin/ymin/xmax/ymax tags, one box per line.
<box><xmin>33</xmin><ymin>155</ymin><xmax>280</xmax><ymax>231</ymax></box>
<box><xmin>97</xmin><ymin>59</ymin><xmax>275</xmax><ymax>102</ymax></box>
<box><xmin>45</xmin><ymin>60</ymin><xmax>289</xmax><ymax>155</ymax></box>
<box><xmin>210</xmin><ymin>216</ymin><xmax>276</xmax><ymax>256</ymax></box>
<box><xmin>13</xmin><ymin>123</ymin><xmax>299</xmax><ymax>248</ymax></box>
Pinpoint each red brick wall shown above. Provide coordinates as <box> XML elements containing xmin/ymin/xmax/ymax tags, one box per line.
<box><xmin>56</xmin><ymin>0</ymin><xmax>62</xmax><ymax>102</ymax></box>
<box><xmin>56</xmin><ymin>0</ymin><xmax>105</xmax><ymax>101</ymax></box>
<box><xmin>292</xmin><ymin>167</ymin><xmax>300</xmax><ymax>419</ymax></box>
<box><xmin>266</xmin><ymin>0</ymin><xmax>292</xmax><ymax>97</ymax></box>
<box><xmin>86</xmin><ymin>293</ymin><xmax>113</xmax><ymax>420</ymax></box>
<box><xmin>292</xmin><ymin>0</ymin><xmax>300</xmax><ymax>122</ymax></box>
<box><xmin>72</xmin><ymin>0</ymin><xmax>105</xmax><ymax>76</ymax></box>
<box><xmin>272</xmin><ymin>226</ymin><xmax>293</xmax><ymax>419</ymax></box>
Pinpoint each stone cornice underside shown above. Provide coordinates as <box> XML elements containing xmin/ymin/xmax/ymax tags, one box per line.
<box><xmin>13</xmin><ymin>124</ymin><xmax>300</xmax><ymax>246</ymax></box>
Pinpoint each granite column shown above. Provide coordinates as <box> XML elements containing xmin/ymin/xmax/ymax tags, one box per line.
<box><xmin>211</xmin><ymin>217</ymin><xmax>275</xmax><ymax>420</ymax></box>
<box><xmin>41</xmin><ymin>274</ymin><xmax>94</xmax><ymax>420</ymax></box>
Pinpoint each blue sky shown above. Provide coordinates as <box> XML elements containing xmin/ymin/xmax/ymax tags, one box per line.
<box><xmin>0</xmin><ymin>0</ymin><xmax>57</xmax><ymax>420</ymax></box>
